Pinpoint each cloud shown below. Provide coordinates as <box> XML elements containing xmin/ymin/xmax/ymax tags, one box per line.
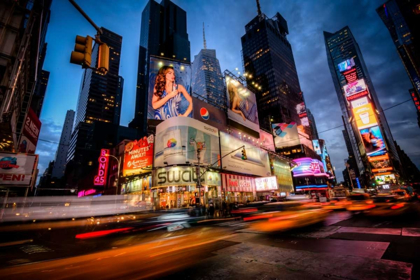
<box><xmin>35</xmin><ymin>118</ymin><xmax>62</xmax><ymax>178</ymax></box>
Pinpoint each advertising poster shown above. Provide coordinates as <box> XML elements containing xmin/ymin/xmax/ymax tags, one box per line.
<box><xmin>225</xmin><ymin>75</ymin><xmax>259</xmax><ymax>133</ymax></box>
<box><xmin>343</xmin><ymin>79</ymin><xmax>367</xmax><ymax>99</ymax></box>
<box><xmin>255</xmin><ymin>176</ymin><xmax>278</xmax><ymax>191</ymax></box>
<box><xmin>312</xmin><ymin>140</ymin><xmax>321</xmax><ymax>155</ymax></box>
<box><xmin>154</xmin><ymin>117</ymin><xmax>220</xmax><ymax>167</ymax></box>
<box><xmin>221</xmin><ymin>173</ymin><xmax>254</xmax><ymax>192</ymax></box>
<box><xmin>272</xmin><ymin>122</ymin><xmax>300</xmax><ymax>148</ymax></box>
<box><xmin>148</xmin><ymin>56</ymin><xmax>192</xmax><ymax>120</ymax></box>
<box><xmin>192</xmin><ymin>96</ymin><xmax>227</xmax><ymax>131</ymax></box>
<box><xmin>259</xmin><ymin>129</ymin><xmax>275</xmax><ymax>152</ymax></box>
<box><xmin>351</xmin><ymin>96</ymin><xmax>369</xmax><ymax>109</ymax></box>
<box><xmin>0</xmin><ymin>153</ymin><xmax>37</xmax><ymax>186</ymax></box>
<box><xmin>122</xmin><ymin>175</ymin><xmax>152</xmax><ymax>194</ymax></box>
<box><xmin>338</xmin><ymin>58</ymin><xmax>355</xmax><ymax>72</ymax></box>
<box><xmin>369</xmin><ymin>154</ymin><xmax>391</xmax><ymax>170</ymax></box>
<box><xmin>359</xmin><ymin>126</ymin><xmax>387</xmax><ymax>156</ymax></box>
<box><xmin>343</xmin><ymin>68</ymin><xmax>357</xmax><ymax>84</ymax></box>
<box><xmin>375</xmin><ymin>174</ymin><xmax>396</xmax><ymax>185</ymax></box>
<box><xmin>291</xmin><ymin>157</ymin><xmax>327</xmax><ymax>177</ymax></box>
<box><xmin>296</xmin><ymin>102</ymin><xmax>307</xmax><ymax>118</ymax></box>
<box><xmin>271</xmin><ymin>157</ymin><xmax>294</xmax><ymax>191</ymax></box>
<box><xmin>220</xmin><ymin>132</ymin><xmax>270</xmax><ymax>177</ymax></box>
<box><xmin>352</xmin><ymin>103</ymin><xmax>378</xmax><ymax>129</ymax></box>
<box><xmin>123</xmin><ymin>135</ymin><xmax>154</xmax><ymax>176</ymax></box>
<box><xmin>18</xmin><ymin>108</ymin><xmax>42</xmax><ymax>154</ymax></box>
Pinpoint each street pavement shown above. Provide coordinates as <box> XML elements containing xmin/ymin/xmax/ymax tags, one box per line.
<box><xmin>0</xmin><ymin>207</ymin><xmax>419</xmax><ymax>279</ymax></box>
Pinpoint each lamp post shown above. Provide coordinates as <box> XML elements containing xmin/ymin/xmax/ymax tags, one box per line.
<box><xmin>105</xmin><ymin>154</ymin><xmax>121</xmax><ymax>196</ymax></box>
<box><xmin>190</xmin><ymin>138</ymin><xmax>206</xmax><ymax>208</ymax></box>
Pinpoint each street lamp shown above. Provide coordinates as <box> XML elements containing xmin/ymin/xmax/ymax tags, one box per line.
<box><xmin>190</xmin><ymin>138</ymin><xmax>206</xmax><ymax>207</ymax></box>
<box><xmin>105</xmin><ymin>154</ymin><xmax>121</xmax><ymax>196</ymax></box>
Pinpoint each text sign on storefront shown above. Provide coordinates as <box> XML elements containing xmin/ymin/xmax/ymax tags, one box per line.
<box><xmin>0</xmin><ymin>153</ymin><xmax>37</xmax><ymax>186</ymax></box>
<box><xmin>94</xmin><ymin>149</ymin><xmax>110</xmax><ymax>186</ymax></box>
<box><xmin>153</xmin><ymin>166</ymin><xmax>220</xmax><ymax>187</ymax></box>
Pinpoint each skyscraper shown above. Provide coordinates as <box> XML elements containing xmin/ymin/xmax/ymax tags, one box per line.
<box><xmin>307</xmin><ymin>109</ymin><xmax>319</xmax><ymax>139</ymax></box>
<box><xmin>241</xmin><ymin>6</ymin><xmax>316</xmax><ymax>159</ymax></box>
<box><xmin>31</xmin><ymin>70</ymin><xmax>50</xmax><ymax>118</ymax></box>
<box><xmin>130</xmin><ymin>0</ymin><xmax>191</xmax><ymax>132</ymax></box>
<box><xmin>324</xmin><ymin>26</ymin><xmax>400</xmax><ymax>186</ymax></box>
<box><xmin>67</xmin><ymin>27</ymin><xmax>123</xmax><ymax>165</ymax></box>
<box><xmin>52</xmin><ymin>110</ymin><xmax>75</xmax><ymax>179</ymax></box>
<box><xmin>377</xmin><ymin>1</ymin><xmax>420</xmax><ymax>97</ymax></box>
<box><xmin>191</xmin><ymin>24</ymin><xmax>225</xmax><ymax>107</ymax></box>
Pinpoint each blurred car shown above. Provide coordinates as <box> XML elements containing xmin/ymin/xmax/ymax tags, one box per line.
<box><xmin>248</xmin><ymin>201</ymin><xmax>330</xmax><ymax>232</ymax></box>
<box><xmin>322</xmin><ymin>197</ymin><xmax>349</xmax><ymax>210</ymax></box>
<box><xmin>391</xmin><ymin>189</ymin><xmax>411</xmax><ymax>202</ymax></box>
<box><xmin>346</xmin><ymin>193</ymin><xmax>375</xmax><ymax>212</ymax></box>
<box><xmin>365</xmin><ymin>195</ymin><xmax>409</xmax><ymax>216</ymax></box>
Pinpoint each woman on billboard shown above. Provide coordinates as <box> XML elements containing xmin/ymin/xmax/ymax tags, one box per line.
<box><xmin>152</xmin><ymin>66</ymin><xmax>192</xmax><ymax>120</ymax></box>
<box><xmin>227</xmin><ymin>79</ymin><xmax>258</xmax><ymax>123</ymax></box>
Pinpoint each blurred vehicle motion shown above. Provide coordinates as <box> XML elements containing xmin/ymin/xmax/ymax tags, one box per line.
<box><xmin>0</xmin><ymin>195</ymin><xmax>153</xmax><ymax>222</ymax></box>
<box><xmin>345</xmin><ymin>193</ymin><xmax>375</xmax><ymax>212</ymax></box>
<box><xmin>247</xmin><ymin>200</ymin><xmax>330</xmax><ymax>232</ymax></box>
<box><xmin>322</xmin><ymin>197</ymin><xmax>349</xmax><ymax>210</ymax></box>
<box><xmin>391</xmin><ymin>189</ymin><xmax>412</xmax><ymax>202</ymax></box>
<box><xmin>365</xmin><ymin>195</ymin><xmax>409</xmax><ymax>217</ymax></box>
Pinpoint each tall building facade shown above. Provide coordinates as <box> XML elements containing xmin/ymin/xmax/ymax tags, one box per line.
<box><xmin>307</xmin><ymin>109</ymin><xmax>319</xmax><ymax>139</ymax></box>
<box><xmin>191</xmin><ymin>49</ymin><xmax>225</xmax><ymax>108</ymax></box>
<box><xmin>67</xmin><ymin>27</ymin><xmax>123</xmax><ymax>168</ymax></box>
<box><xmin>130</xmin><ymin>0</ymin><xmax>191</xmax><ymax>132</ymax></box>
<box><xmin>377</xmin><ymin>1</ymin><xmax>420</xmax><ymax>97</ymax></box>
<box><xmin>241</xmin><ymin>10</ymin><xmax>317</xmax><ymax>159</ymax></box>
<box><xmin>31</xmin><ymin>70</ymin><xmax>50</xmax><ymax>118</ymax></box>
<box><xmin>324</xmin><ymin>26</ymin><xmax>400</xmax><ymax>187</ymax></box>
<box><xmin>0</xmin><ymin>0</ymin><xmax>52</xmax><ymax>152</ymax></box>
<box><xmin>52</xmin><ymin>110</ymin><xmax>75</xmax><ymax>179</ymax></box>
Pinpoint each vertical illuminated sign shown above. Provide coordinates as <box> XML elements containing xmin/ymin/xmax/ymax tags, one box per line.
<box><xmin>409</xmin><ymin>88</ymin><xmax>420</xmax><ymax>113</ymax></box>
<box><xmin>94</xmin><ymin>149</ymin><xmax>110</xmax><ymax>186</ymax></box>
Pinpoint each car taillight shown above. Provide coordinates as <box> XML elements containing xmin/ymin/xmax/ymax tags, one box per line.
<box><xmin>366</xmin><ymin>200</ymin><xmax>374</xmax><ymax>204</ymax></box>
<box><xmin>390</xmin><ymin>203</ymin><xmax>405</xmax><ymax>210</ymax></box>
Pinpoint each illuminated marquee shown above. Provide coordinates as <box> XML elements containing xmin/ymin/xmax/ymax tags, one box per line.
<box><xmin>94</xmin><ymin>149</ymin><xmax>110</xmax><ymax>186</ymax></box>
<box><xmin>291</xmin><ymin>157</ymin><xmax>328</xmax><ymax>177</ymax></box>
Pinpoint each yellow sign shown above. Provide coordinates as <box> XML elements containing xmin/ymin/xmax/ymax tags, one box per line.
<box><xmin>353</xmin><ymin>103</ymin><xmax>378</xmax><ymax>129</ymax></box>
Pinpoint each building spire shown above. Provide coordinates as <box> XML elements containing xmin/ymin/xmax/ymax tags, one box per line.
<box><xmin>203</xmin><ymin>22</ymin><xmax>207</xmax><ymax>49</ymax></box>
<box><xmin>256</xmin><ymin>0</ymin><xmax>262</xmax><ymax>16</ymax></box>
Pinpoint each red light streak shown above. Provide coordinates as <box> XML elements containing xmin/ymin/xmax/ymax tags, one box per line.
<box><xmin>75</xmin><ymin>227</ymin><xmax>133</xmax><ymax>239</ymax></box>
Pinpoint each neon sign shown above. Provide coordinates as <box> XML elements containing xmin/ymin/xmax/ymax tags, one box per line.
<box><xmin>291</xmin><ymin>157</ymin><xmax>328</xmax><ymax>177</ymax></box>
<box><xmin>94</xmin><ymin>149</ymin><xmax>110</xmax><ymax>186</ymax></box>
<box><xmin>344</xmin><ymin>68</ymin><xmax>357</xmax><ymax>83</ymax></box>
<box><xmin>78</xmin><ymin>189</ymin><xmax>97</xmax><ymax>197</ymax></box>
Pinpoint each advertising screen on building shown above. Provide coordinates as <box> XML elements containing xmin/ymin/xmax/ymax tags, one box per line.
<box><xmin>225</xmin><ymin>75</ymin><xmax>259</xmax><ymax>134</ymax></box>
<box><xmin>338</xmin><ymin>58</ymin><xmax>355</xmax><ymax>72</ymax></box>
<box><xmin>291</xmin><ymin>157</ymin><xmax>327</xmax><ymax>177</ymax></box>
<box><xmin>259</xmin><ymin>130</ymin><xmax>275</xmax><ymax>152</ymax></box>
<box><xmin>375</xmin><ymin>174</ymin><xmax>396</xmax><ymax>185</ymax></box>
<box><xmin>296</xmin><ymin>102</ymin><xmax>307</xmax><ymax>118</ymax></box>
<box><xmin>312</xmin><ymin>140</ymin><xmax>321</xmax><ymax>155</ymax></box>
<box><xmin>343</xmin><ymin>68</ymin><xmax>357</xmax><ymax>83</ymax></box>
<box><xmin>343</xmin><ymin>79</ymin><xmax>368</xmax><ymax>99</ymax></box>
<box><xmin>0</xmin><ymin>153</ymin><xmax>37</xmax><ymax>186</ymax></box>
<box><xmin>220</xmin><ymin>132</ymin><xmax>270</xmax><ymax>177</ymax></box>
<box><xmin>192</xmin><ymin>96</ymin><xmax>227</xmax><ymax>131</ymax></box>
<box><xmin>272</xmin><ymin>122</ymin><xmax>300</xmax><ymax>148</ymax></box>
<box><xmin>18</xmin><ymin>108</ymin><xmax>41</xmax><ymax>154</ymax></box>
<box><xmin>148</xmin><ymin>56</ymin><xmax>192</xmax><ymax>120</ymax></box>
<box><xmin>351</xmin><ymin>96</ymin><xmax>369</xmax><ymax>108</ymax></box>
<box><xmin>352</xmin><ymin>103</ymin><xmax>378</xmax><ymax>129</ymax></box>
<box><xmin>221</xmin><ymin>173</ymin><xmax>254</xmax><ymax>192</ymax></box>
<box><xmin>123</xmin><ymin>135</ymin><xmax>154</xmax><ymax>177</ymax></box>
<box><xmin>154</xmin><ymin>117</ymin><xmax>220</xmax><ymax>167</ymax></box>
<box><xmin>122</xmin><ymin>175</ymin><xmax>152</xmax><ymax>194</ymax></box>
<box><xmin>369</xmin><ymin>154</ymin><xmax>391</xmax><ymax>170</ymax></box>
<box><xmin>255</xmin><ymin>176</ymin><xmax>278</xmax><ymax>191</ymax></box>
<box><xmin>271</xmin><ymin>157</ymin><xmax>293</xmax><ymax>191</ymax></box>
<box><xmin>359</xmin><ymin>126</ymin><xmax>386</xmax><ymax>156</ymax></box>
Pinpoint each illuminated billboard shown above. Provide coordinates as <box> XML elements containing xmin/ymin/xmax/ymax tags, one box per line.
<box><xmin>272</xmin><ymin>122</ymin><xmax>300</xmax><ymax>148</ymax></box>
<box><xmin>0</xmin><ymin>153</ymin><xmax>38</xmax><ymax>186</ymax></box>
<box><xmin>123</xmin><ymin>135</ymin><xmax>154</xmax><ymax>177</ymax></box>
<box><xmin>312</xmin><ymin>140</ymin><xmax>321</xmax><ymax>155</ymax></box>
<box><xmin>94</xmin><ymin>149</ymin><xmax>109</xmax><ymax>186</ymax></box>
<box><xmin>192</xmin><ymin>96</ymin><xmax>226</xmax><ymax>131</ymax></box>
<box><xmin>353</xmin><ymin>103</ymin><xmax>378</xmax><ymax>129</ymax></box>
<box><xmin>220</xmin><ymin>132</ymin><xmax>270</xmax><ymax>177</ymax></box>
<box><xmin>225</xmin><ymin>75</ymin><xmax>259</xmax><ymax>133</ymax></box>
<box><xmin>18</xmin><ymin>108</ymin><xmax>41</xmax><ymax>154</ymax></box>
<box><xmin>296</xmin><ymin>102</ymin><xmax>307</xmax><ymax>118</ymax></box>
<box><xmin>221</xmin><ymin>173</ymin><xmax>254</xmax><ymax>193</ymax></box>
<box><xmin>271</xmin><ymin>157</ymin><xmax>293</xmax><ymax>191</ymax></box>
<box><xmin>154</xmin><ymin>117</ymin><xmax>220</xmax><ymax>167</ymax></box>
<box><xmin>153</xmin><ymin>166</ymin><xmax>220</xmax><ymax>187</ymax></box>
<box><xmin>359</xmin><ymin>126</ymin><xmax>386</xmax><ymax>156</ymax></box>
<box><xmin>369</xmin><ymin>154</ymin><xmax>391</xmax><ymax>170</ymax></box>
<box><xmin>375</xmin><ymin>174</ymin><xmax>396</xmax><ymax>185</ymax></box>
<box><xmin>291</xmin><ymin>157</ymin><xmax>327</xmax><ymax>177</ymax></box>
<box><xmin>343</xmin><ymin>68</ymin><xmax>357</xmax><ymax>83</ymax></box>
<box><xmin>148</xmin><ymin>56</ymin><xmax>192</xmax><ymax>120</ymax></box>
<box><xmin>338</xmin><ymin>58</ymin><xmax>355</xmax><ymax>72</ymax></box>
<box><xmin>343</xmin><ymin>79</ymin><xmax>368</xmax><ymax>99</ymax></box>
<box><xmin>351</xmin><ymin>96</ymin><xmax>369</xmax><ymax>109</ymax></box>
<box><xmin>255</xmin><ymin>176</ymin><xmax>278</xmax><ymax>191</ymax></box>
<box><xmin>259</xmin><ymin>130</ymin><xmax>275</xmax><ymax>152</ymax></box>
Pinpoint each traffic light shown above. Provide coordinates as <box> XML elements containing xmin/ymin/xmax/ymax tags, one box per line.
<box><xmin>241</xmin><ymin>148</ymin><xmax>247</xmax><ymax>160</ymax></box>
<box><xmin>70</xmin><ymin>35</ymin><xmax>92</xmax><ymax>68</ymax></box>
<box><xmin>98</xmin><ymin>43</ymin><xmax>110</xmax><ymax>74</ymax></box>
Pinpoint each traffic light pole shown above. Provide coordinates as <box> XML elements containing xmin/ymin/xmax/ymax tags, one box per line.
<box><xmin>69</xmin><ymin>0</ymin><xmax>103</xmax><ymax>35</ymax></box>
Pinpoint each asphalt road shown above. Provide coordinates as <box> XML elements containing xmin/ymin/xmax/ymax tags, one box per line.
<box><xmin>0</xmin><ymin>207</ymin><xmax>419</xmax><ymax>279</ymax></box>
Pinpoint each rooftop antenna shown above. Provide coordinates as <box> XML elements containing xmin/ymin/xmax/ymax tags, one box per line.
<box><xmin>203</xmin><ymin>22</ymin><xmax>207</xmax><ymax>49</ymax></box>
<box><xmin>256</xmin><ymin>0</ymin><xmax>262</xmax><ymax>16</ymax></box>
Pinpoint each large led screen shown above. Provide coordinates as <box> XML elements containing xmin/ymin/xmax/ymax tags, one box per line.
<box><xmin>352</xmin><ymin>103</ymin><xmax>378</xmax><ymax>129</ymax></box>
<box><xmin>255</xmin><ymin>176</ymin><xmax>278</xmax><ymax>191</ymax></box>
<box><xmin>225</xmin><ymin>75</ymin><xmax>259</xmax><ymax>133</ymax></box>
<box><xmin>272</xmin><ymin>122</ymin><xmax>300</xmax><ymax>148</ymax></box>
<box><xmin>359</xmin><ymin>126</ymin><xmax>386</xmax><ymax>156</ymax></box>
<box><xmin>148</xmin><ymin>56</ymin><xmax>192</xmax><ymax>120</ymax></box>
<box><xmin>343</xmin><ymin>79</ymin><xmax>367</xmax><ymax>99</ymax></box>
<box><xmin>271</xmin><ymin>157</ymin><xmax>293</xmax><ymax>191</ymax></box>
<box><xmin>220</xmin><ymin>132</ymin><xmax>270</xmax><ymax>177</ymax></box>
<box><xmin>154</xmin><ymin>117</ymin><xmax>220</xmax><ymax>167</ymax></box>
<box><xmin>312</xmin><ymin>140</ymin><xmax>321</xmax><ymax>155</ymax></box>
<box><xmin>375</xmin><ymin>174</ymin><xmax>395</xmax><ymax>185</ymax></box>
<box><xmin>338</xmin><ymin>58</ymin><xmax>355</xmax><ymax>72</ymax></box>
<box><xmin>291</xmin><ymin>157</ymin><xmax>327</xmax><ymax>177</ymax></box>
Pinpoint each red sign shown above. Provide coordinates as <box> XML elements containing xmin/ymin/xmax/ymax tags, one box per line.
<box><xmin>346</xmin><ymin>90</ymin><xmax>369</xmax><ymax>101</ymax></box>
<box><xmin>123</xmin><ymin>135</ymin><xmax>154</xmax><ymax>176</ymax></box>
<box><xmin>18</xmin><ymin>108</ymin><xmax>42</xmax><ymax>154</ymax></box>
<box><xmin>410</xmin><ymin>89</ymin><xmax>420</xmax><ymax>112</ymax></box>
<box><xmin>222</xmin><ymin>173</ymin><xmax>254</xmax><ymax>192</ymax></box>
<box><xmin>94</xmin><ymin>149</ymin><xmax>110</xmax><ymax>186</ymax></box>
<box><xmin>344</xmin><ymin>68</ymin><xmax>357</xmax><ymax>83</ymax></box>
